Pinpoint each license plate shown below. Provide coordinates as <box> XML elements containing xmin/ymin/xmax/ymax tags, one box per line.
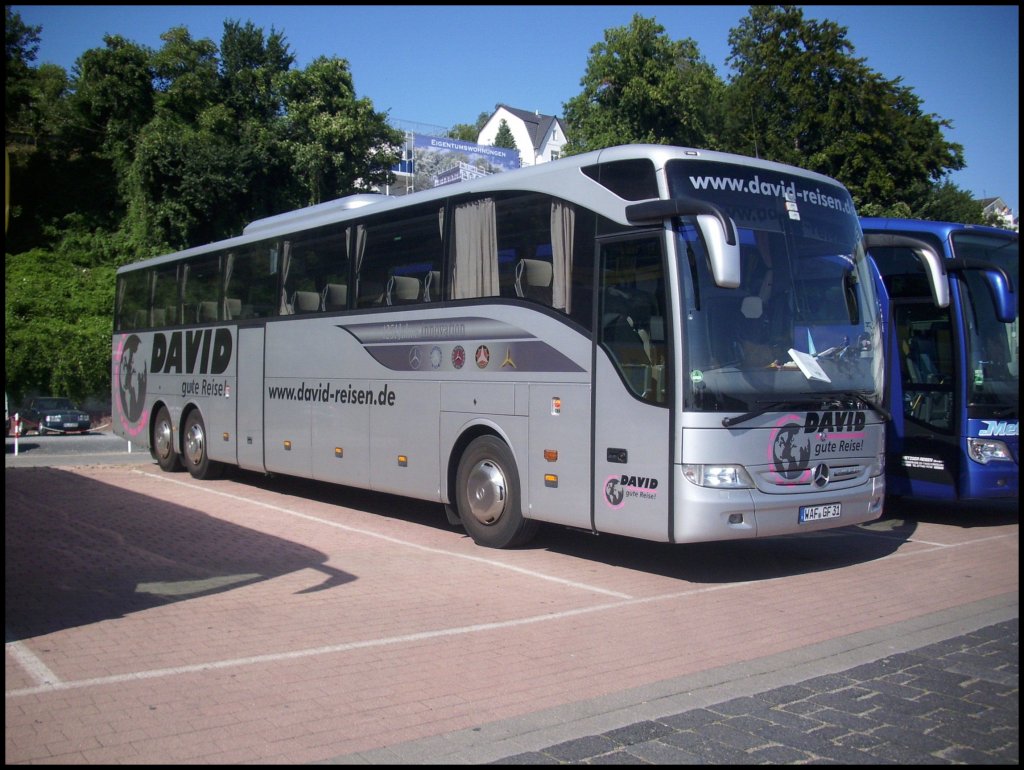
<box><xmin>799</xmin><ymin>503</ymin><xmax>841</xmax><ymax>522</ymax></box>
<box><xmin>63</xmin><ymin>422</ymin><xmax>79</xmax><ymax>428</ymax></box>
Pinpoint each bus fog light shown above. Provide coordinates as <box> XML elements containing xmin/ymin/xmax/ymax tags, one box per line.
<box><xmin>728</xmin><ymin>513</ymin><xmax>744</xmax><ymax>524</ymax></box>
<box><xmin>967</xmin><ymin>438</ymin><xmax>1012</xmax><ymax>464</ymax></box>
<box><xmin>682</xmin><ymin>463</ymin><xmax>753</xmax><ymax>489</ymax></box>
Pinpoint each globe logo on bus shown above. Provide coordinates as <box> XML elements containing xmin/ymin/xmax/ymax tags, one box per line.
<box><xmin>115</xmin><ymin>334</ymin><xmax>148</xmax><ymax>435</ymax></box>
<box><xmin>769</xmin><ymin>417</ymin><xmax>811</xmax><ymax>482</ymax></box>
<box><xmin>604</xmin><ymin>475</ymin><xmax>625</xmax><ymax>508</ymax></box>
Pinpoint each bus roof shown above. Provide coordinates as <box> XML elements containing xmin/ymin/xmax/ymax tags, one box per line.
<box><xmin>118</xmin><ymin>144</ymin><xmax>849</xmax><ymax>275</ymax></box>
<box><xmin>860</xmin><ymin>217</ymin><xmax>1018</xmax><ymax>242</ymax></box>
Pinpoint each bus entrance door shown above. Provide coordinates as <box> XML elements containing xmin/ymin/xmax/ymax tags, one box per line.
<box><xmin>591</xmin><ymin>236</ymin><xmax>673</xmax><ymax>541</ymax></box>
<box><xmin>889</xmin><ymin>300</ymin><xmax>958</xmax><ymax>498</ymax></box>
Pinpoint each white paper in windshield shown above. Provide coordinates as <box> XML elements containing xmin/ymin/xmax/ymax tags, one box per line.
<box><xmin>788</xmin><ymin>348</ymin><xmax>831</xmax><ymax>382</ymax></box>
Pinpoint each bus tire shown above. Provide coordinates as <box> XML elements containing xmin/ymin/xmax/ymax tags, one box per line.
<box><xmin>151</xmin><ymin>405</ymin><xmax>182</xmax><ymax>472</ymax></box>
<box><xmin>182</xmin><ymin>409</ymin><xmax>223</xmax><ymax>480</ymax></box>
<box><xmin>454</xmin><ymin>435</ymin><xmax>538</xmax><ymax>548</ymax></box>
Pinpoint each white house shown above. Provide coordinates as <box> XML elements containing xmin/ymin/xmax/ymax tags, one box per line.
<box><xmin>477</xmin><ymin>104</ymin><xmax>567</xmax><ymax>167</ymax></box>
<box><xmin>977</xmin><ymin>197</ymin><xmax>1018</xmax><ymax>231</ymax></box>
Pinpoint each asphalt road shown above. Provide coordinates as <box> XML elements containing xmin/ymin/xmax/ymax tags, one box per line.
<box><xmin>5</xmin><ymin>425</ymin><xmax>152</xmax><ymax>467</ymax></box>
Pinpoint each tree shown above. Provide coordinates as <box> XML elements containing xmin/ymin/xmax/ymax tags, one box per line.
<box><xmin>724</xmin><ymin>5</ymin><xmax>965</xmax><ymax>213</ymax></box>
<box><xmin>561</xmin><ymin>13</ymin><xmax>725</xmax><ymax>155</ymax></box>
<box><xmin>281</xmin><ymin>56</ymin><xmax>403</xmax><ymax>206</ymax></box>
<box><xmin>5</xmin><ymin>15</ymin><xmax>408</xmax><ymax>407</ymax></box>
<box><xmin>217</xmin><ymin>19</ymin><xmax>293</xmax><ymax>122</ymax></box>
<box><xmin>449</xmin><ymin>111</ymin><xmax>490</xmax><ymax>141</ymax></box>
<box><xmin>67</xmin><ymin>35</ymin><xmax>157</xmax><ymax>186</ymax></box>
<box><xmin>493</xmin><ymin>119</ymin><xmax>517</xmax><ymax>149</ymax></box>
<box><xmin>5</xmin><ymin>6</ymin><xmax>42</xmax><ymax>135</ymax></box>
<box><xmin>908</xmin><ymin>181</ymin><xmax>986</xmax><ymax>224</ymax></box>
<box><xmin>5</xmin><ymin>246</ymin><xmax>116</xmax><ymax>403</ymax></box>
<box><xmin>151</xmin><ymin>26</ymin><xmax>220</xmax><ymax>123</ymax></box>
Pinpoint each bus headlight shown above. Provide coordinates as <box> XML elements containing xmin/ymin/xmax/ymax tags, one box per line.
<box><xmin>967</xmin><ymin>438</ymin><xmax>1013</xmax><ymax>464</ymax></box>
<box><xmin>682</xmin><ymin>464</ymin><xmax>754</xmax><ymax>489</ymax></box>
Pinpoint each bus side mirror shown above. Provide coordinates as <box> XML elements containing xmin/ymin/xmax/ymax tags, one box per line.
<box><xmin>697</xmin><ymin>214</ymin><xmax>741</xmax><ymax>289</ymax></box>
<box><xmin>863</xmin><ymin>233</ymin><xmax>949</xmax><ymax>308</ymax></box>
<box><xmin>625</xmin><ymin>198</ymin><xmax>740</xmax><ymax>289</ymax></box>
<box><xmin>946</xmin><ymin>259</ymin><xmax>1015</xmax><ymax>323</ymax></box>
<box><xmin>980</xmin><ymin>268</ymin><xmax>1016</xmax><ymax>324</ymax></box>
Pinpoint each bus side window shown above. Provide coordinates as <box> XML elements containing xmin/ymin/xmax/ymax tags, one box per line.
<box><xmin>292</xmin><ymin>290</ymin><xmax>322</xmax><ymax>314</ymax></box>
<box><xmin>357</xmin><ymin>277</ymin><xmax>386</xmax><ymax>307</ymax></box>
<box><xmin>386</xmin><ymin>274</ymin><xmax>421</xmax><ymax>305</ymax></box>
<box><xmin>359</xmin><ymin>204</ymin><xmax>442</xmax><ymax>307</ymax></box>
<box><xmin>599</xmin><ymin>236</ymin><xmax>668</xmax><ymax>403</ymax></box>
<box><xmin>322</xmin><ymin>282</ymin><xmax>348</xmax><ymax>311</ymax></box>
<box><xmin>422</xmin><ymin>271</ymin><xmax>441</xmax><ymax>302</ymax></box>
<box><xmin>514</xmin><ymin>257</ymin><xmax>553</xmax><ymax>305</ymax></box>
<box><xmin>198</xmin><ymin>301</ymin><xmax>219</xmax><ymax>323</ymax></box>
<box><xmin>495</xmin><ymin>248</ymin><xmax>518</xmax><ymax>298</ymax></box>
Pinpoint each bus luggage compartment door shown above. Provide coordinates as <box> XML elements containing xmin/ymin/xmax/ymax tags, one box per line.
<box><xmin>237</xmin><ymin>327</ymin><xmax>265</xmax><ymax>472</ymax></box>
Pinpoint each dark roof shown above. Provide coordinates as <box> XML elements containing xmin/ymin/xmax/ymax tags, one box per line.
<box><xmin>494</xmin><ymin>104</ymin><xmax>565</xmax><ymax>152</ymax></box>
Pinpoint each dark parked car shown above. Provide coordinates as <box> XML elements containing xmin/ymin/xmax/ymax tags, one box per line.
<box><xmin>23</xmin><ymin>397</ymin><xmax>92</xmax><ymax>435</ymax></box>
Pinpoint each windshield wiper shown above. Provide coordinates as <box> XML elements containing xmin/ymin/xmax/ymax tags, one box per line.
<box><xmin>840</xmin><ymin>391</ymin><xmax>891</xmax><ymax>422</ymax></box>
<box><xmin>722</xmin><ymin>392</ymin><xmax>890</xmax><ymax>428</ymax></box>
<box><xmin>722</xmin><ymin>399</ymin><xmax>822</xmax><ymax>428</ymax></box>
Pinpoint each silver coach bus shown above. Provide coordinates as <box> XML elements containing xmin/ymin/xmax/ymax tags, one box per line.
<box><xmin>113</xmin><ymin>144</ymin><xmax>887</xmax><ymax>548</ymax></box>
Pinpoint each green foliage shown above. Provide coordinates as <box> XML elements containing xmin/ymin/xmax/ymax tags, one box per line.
<box><xmin>5</xmin><ymin>248</ymin><xmax>116</xmax><ymax>404</ymax></box>
<box><xmin>722</xmin><ymin>5</ymin><xmax>964</xmax><ymax>213</ymax></box>
<box><xmin>281</xmin><ymin>56</ymin><xmax>403</xmax><ymax>206</ymax></box>
<box><xmin>4</xmin><ymin>13</ymin><xmax>404</xmax><ymax>403</ymax></box>
<box><xmin>5</xmin><ymin>6</ymin><xmax>42</xmax><ymax>131</ymax></box>
<box><xmin>910</xmin><ymin>181</ymin><xmax>987</xmax><ymax>224</ymax></box>
<box><xmin>493</xmin><ymin>119</ymin><xmax>517</xmax><ymax>149</ymax></box>
<box><xmin>3</xmin><ymin>7</ymin><xmax>1009</xmax><ymax>406</ymax></box>
<box><xmin>562</xmin><ymin>13</ymin><xmax>725</xmax><ymax>155</ymax></box>
<box><xmin>449</xmin><ymin>111</ymin><xmax>490</xmax><ymax>141</ymax></box>
<box><xmin>447</xmin><ymin>123</ymin><xmax>477</xmax><ymax>141</ymax></box>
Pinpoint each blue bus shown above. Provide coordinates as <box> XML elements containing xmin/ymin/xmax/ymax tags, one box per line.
<box><xmin>862</xmin><ymin>218</ymin><xmax>1018</xmax><ymax>501</ymax></box>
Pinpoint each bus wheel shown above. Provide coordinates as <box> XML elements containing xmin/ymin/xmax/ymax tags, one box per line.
<box><xmin>455</xmin><ymin>435</ymin><xmax>538</xmax><ymax>548</ymax></box>
<box><xmin>183</xmin><ymin>410</ymin><xmax>223</xmax><ymax>480</ymax></box>
<box><xmin>152</xmin><ymin>406</ymin><xmax>182</xmax><ymax>472</ymax></box>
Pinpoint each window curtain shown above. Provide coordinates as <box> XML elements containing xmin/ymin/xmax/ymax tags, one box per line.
<box><xmin>453</xmin><ymin>198</ymin><xmax>498</xmax><ymax>299</ymax></box>
<box><xmin>551</xmin><ymin>201</ymin><xmax>576</xmax><ymax>313</ymax></box>
<box><xmin>278</xmin><ymin>241</ymin><xmax>292</xmax><ymax>314</ymax></box>
<box><xmin>115</xmin><ymin>276</ymin><xmax>128</xmax><ymax>329</ymax></box>
<box><xmin>147</xmin><ymin>269</ymin><xmax>159</xmax><ymax>326</ymax></box>
<box><xmin>349</xmin><ymin>224</ymin><xmax>367</xmax><ymax>303</ymax></box>
<box><xmin>221</xmin><ymin>252</ymin><xmax>235</xmax><ymax>319</ymax></box>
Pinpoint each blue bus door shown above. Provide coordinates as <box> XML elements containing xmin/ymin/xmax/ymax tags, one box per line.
<box><xmin>888</xmin><ymin>299</ymin><xmax>960</xmax><ymax>498</ymax></box>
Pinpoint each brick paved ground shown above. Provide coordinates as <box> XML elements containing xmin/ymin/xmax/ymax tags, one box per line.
<box><xmin>6</xmin><ymin>461</ymin><xmax>1018</xmax><ymax>765</ymax></box>
<box><xmin>328</xmin><ymin>607</ymin><xmax>1017</xmax><ymax>765</ymax></box>
<box><xmin>493</xmin><ymin>618</ymin><xmax>1018</xmax><ymax>765</ymax></box>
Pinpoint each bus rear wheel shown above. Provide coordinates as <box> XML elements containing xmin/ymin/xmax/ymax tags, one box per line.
<box><xmin>455</xmin><ymin>435</ymin><xmax>538</xmax><ymax>548</ymax></box>
<box><xmin>152</xmin><ymin>406</ymin><xmax>182</xmax><ymax>472</ymax></box>
<box><xmin>183</xmin><ymin>410</ymin><xmax>223</xmax><ymax>480</ymax></box>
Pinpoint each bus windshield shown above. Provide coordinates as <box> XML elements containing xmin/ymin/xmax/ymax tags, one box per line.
<box><xmin>667</xmin><ymin>160</ymin><xmax>884</xmax><ymax>415</ymax></box>
<box><xmin>954</xmin><ymin>231</ymin><xmax>1019</xmax><ymax>417</ymax></box>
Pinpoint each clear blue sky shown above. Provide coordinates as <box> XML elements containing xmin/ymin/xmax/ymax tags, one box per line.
<box><xmin>12</xmin><ymin>4</ymin><xmax>1020</xmax><ymax>215</ymax></box>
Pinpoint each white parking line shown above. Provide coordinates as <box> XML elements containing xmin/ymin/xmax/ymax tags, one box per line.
<box><xmin>5</xmin><ymin>636</ymin><xmax>61</xmax><ymax>688</ymax></box>
<box><xmin>6</xmin><ymin>582</ymin><xmax>750</xmax><ymax>698</ymax></box>
<box><xmin>7</xmin><ymin>471</ymin><xmax>1014</xmax><ymax>701</ymax></box>
<box><xmin>134</xmin><ymin>469</ymin><xmax>633</xmax><ymax>599</ymax></box>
